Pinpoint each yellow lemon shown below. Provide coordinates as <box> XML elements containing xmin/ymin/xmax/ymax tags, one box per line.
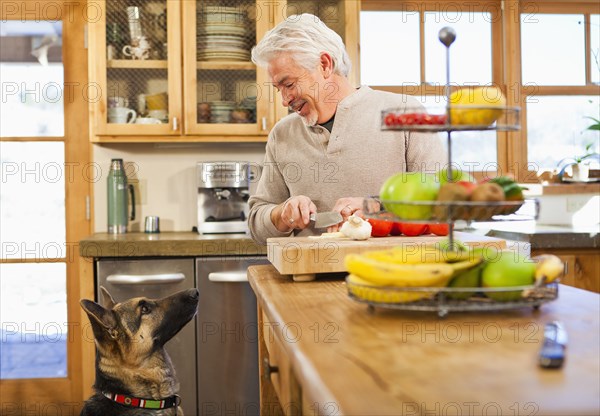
<box><xmin>449</xmin><ymin>86</ymin><xmax>506</xmax><ymax>126</ymax></box>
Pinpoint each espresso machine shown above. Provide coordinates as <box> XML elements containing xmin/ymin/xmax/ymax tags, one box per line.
<box><xmin>197</xmin><ymin>162</ymin><xmax>252</xmax><ymax>234</ymax></box>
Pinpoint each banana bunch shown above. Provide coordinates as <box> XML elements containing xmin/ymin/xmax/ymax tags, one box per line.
<box><xmin>347</xmin><ymin>274</ymin><xmax>433</xmax><ymax>303</ymax></box>
<box><xmin>345</xmin><ymin>248</ymin><xmax>483</xmax><ymax>304</ymax></box>
<box><xmin>361</xmin><ymin>244</ymin><xmax>473</xmax><ymax>265</ymax></box>
<box><xmin>532</xmin><ymin>254</ymin><xmax>565</xmax><ymax>284</ymax></box>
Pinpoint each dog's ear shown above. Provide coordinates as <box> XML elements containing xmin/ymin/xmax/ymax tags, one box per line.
<box><xmin>99</xmin><ymin>286</ymin><xmax>116</xmax><ymax>310</ymax></box>
<box><xmin>80</xmin><ymin>299</ymin><xmax>117</xmax><ymax>331</ymax></box>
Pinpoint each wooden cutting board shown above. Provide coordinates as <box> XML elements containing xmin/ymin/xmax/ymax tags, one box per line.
<box><xmin>267</xmin><ymin>232</ymin><xmax>506</xmax><ymax>281</ymax></box>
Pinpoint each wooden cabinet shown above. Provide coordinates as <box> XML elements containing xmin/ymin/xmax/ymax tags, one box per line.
<box><xmin>531</xmin><ymin>248</ymin><xmax>600</xmax><ymax>293</ymax></box>
<box><xmin>88</xmin><ymin>0</ymin><xmax>359</xmax><ymax>142</ymax></box>
<box><xmin>88</xmin><ymin>0</ymin><xmax>183</xmax><ymax>137</ymax></box>
<box><xmin>258</xmin><ymin>310</ymin><xmax>302</xmax><ymax>416</ymax></box>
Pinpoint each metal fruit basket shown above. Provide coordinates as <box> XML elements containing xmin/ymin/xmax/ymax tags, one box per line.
<box><xmin>346</xmin><ymin>278</ymin><xmax>559</xmax><ymax>317</ymax></box>
<box><xmin>381</xmin><ymin>105</ymin><xmax>521</xmax><ymax>132</ymax></box>
<box><xmin>362</xmin><ymin>197</ymin><xmax>540</xmax><ymax>223</ymax></box>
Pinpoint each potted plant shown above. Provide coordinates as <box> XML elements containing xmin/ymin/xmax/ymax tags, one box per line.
<box><xmin>557</xmin><ymin>139</ymin><xmax>600</xmax><ymax>182</ymax></box>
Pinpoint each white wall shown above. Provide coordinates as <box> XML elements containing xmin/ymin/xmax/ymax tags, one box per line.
<box><xmin>93</xmin><ymin>143</ymin><xmax>266</xmax><ymax>232</ymax></box>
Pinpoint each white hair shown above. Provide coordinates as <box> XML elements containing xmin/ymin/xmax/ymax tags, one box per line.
<box><xmin>251</xmin><ymin>13</ymin><xmax>351</xmax><ymax>77</ymax></box>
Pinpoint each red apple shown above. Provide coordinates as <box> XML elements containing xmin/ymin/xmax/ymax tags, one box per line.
<box><xmin>456</xmin><ymin>180</ymin><xmax>477</xmax><ymax>195</ymax></box>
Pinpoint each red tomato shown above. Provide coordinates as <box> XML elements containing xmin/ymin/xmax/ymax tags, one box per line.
<box><xmin>384</xmin><ymin>113</ymin><xmax>396</xmax><ymax>126</ymax></box>
<box><xmin>367</xmin><ymin>218</ymin><xmax>393</xmax><ymax>237</ymax></box>
<box><xmin>400</xmin><ymin>223</ymin><xmax>429</xmax><ymax>236</ymax></box>
<box><xmin>396</xmin><ymin>114</ymin><xmax>409</xmax><ymax>125</ymax></box>
<box><xmin>428</xmin><ymin>223</ymin><xmax>451</xmax><ymax>236</ymax></box>
<box><xmin>413</xmin><ymin>113</ymin><xmax>426</xmax><ymax>124</ymax></box>
<box><xmin>431</xmin><ymin>114</ymin><xmax>448</xmax><ymax>125</ymax></box>
<box><xmin>404</xmin><ymin>113</ymin><xmax>417</xmax><ymax>125</ymax></box>
<box><xmin>390</xmin><ymin>222</ymin><xmax>403</xmax><ymax>236</ymax></box>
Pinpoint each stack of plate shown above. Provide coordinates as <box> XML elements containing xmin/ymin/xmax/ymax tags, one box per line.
<box><xmin>210</xmin><ymin>101</ymin><xmax>236</xmax><ymax>123</ymax></box>
<box><xmin>197</xmin><ymin>6</ymin><xmax>252</xmax><ymax>61</ymax></box>
<box><xmin>239</xmin><ymin>95</ymin><xmax>257</xmax><ymax>121</ymax></box>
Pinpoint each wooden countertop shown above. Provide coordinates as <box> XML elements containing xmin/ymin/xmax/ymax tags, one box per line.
<box><xmin>79</xmin><ymin>232</ymin><xmax>266</xmax><ymax>257</ymax></box>
<box><xmin>248</xmin><ymin>265</ymin><xmax>600</xmax><ymax>416</ymax></box>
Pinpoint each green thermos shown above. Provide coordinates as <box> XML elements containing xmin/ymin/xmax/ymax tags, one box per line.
<box><xmin>107</xmin><ymin>158</ymin><xmax>135</xmax><ymax>233</ymax></box>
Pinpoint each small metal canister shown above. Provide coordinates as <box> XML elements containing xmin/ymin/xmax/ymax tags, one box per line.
<box><xmin>144</xmin><ymin>216</ymin><xmax>160</xmax><ymax>233</ymax></box>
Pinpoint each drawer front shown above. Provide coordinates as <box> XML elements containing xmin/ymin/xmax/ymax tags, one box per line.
<box><xmin>263</xmin><ymin>314</ymin><xmax>302</xmax><ymax>416</ymax></box>
<box><xmin>532</xmin><ymin>250</ymin><xmax>600</xmax><ymax>293</ymax></box>
<box><xmin>561</xmin><ymin>254</ymin><xmax>600</xmax><ymax>293</ymax></box>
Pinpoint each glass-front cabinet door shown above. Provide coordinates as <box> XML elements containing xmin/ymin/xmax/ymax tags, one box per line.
<box><xmin>183</xmin><ymin>0</ymin><xmax>274</xmax><ymax>136</ymax></box>
<box><xmin>88</xmin><ymin>0</ymin><xmax>357</xmax><ymax>139</ymax></box>
<box><xmin>89</xmin><ymin>0</ymin><xmax>182</xmax><ymax>136</ymax></box>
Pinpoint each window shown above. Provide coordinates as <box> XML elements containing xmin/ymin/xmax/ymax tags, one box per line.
<box><xmin>360</xmin><ymin>1</ymin><xmax>600</xmax><ymax>178</ymax></box>
<box><xmin>0</xmin><ymin>21</ymin><xmax>68</xmax><ymax>380</ymax></box>
<box><xmin>360</xmin><ymin>2</ymin><xmax>501</xmax><ymax>174</ymax></box>
<box><xmin>0</xmin><ymin>21</ymin><xmax>64</xmax><ymax>137</ymax></box>
<box><xmin>423</xmin><ymin>11</ymin><xmax>492</xmax><ymax>85</ymax></box>
<box><xmin>521</xmin><ymin>14</ymin><xmax>586</xmax><ymax>86</ymax></box>
<box><xmin>521</xmin><ymin>9</ymin><xmax>600</xmax><ymax>172</ymax></box>
<box><xmin>360</xmin><ymin>11</ymin><xmax>421</xmax><ymax>85</ymax></box>
<box><xmin>527</xmin><ymin>96</ymin><xmax>600</xmax><ymax>171</ymax></box>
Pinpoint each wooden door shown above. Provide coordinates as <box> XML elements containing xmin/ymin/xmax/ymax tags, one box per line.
<box><xmin>0</xmin><ymin>1</ymin><xmax>92</xmax><ymax>413</ymax></box>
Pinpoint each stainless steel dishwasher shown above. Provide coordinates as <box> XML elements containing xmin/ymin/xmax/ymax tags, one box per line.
<box><xmin>196</xmin><ymin>256</ymin><xmax>268</xmax><ymax>416</ymax></box>
<box><xmin>96</xmin><ymin>258</ymin><xmax>197</xmax><ymax>415</ymax></box>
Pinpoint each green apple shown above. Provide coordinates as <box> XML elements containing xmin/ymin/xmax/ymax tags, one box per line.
<box><xmin>481</xmin><ymin>252</ymin><xmax>536</xmax><ymax>301</ymax></box>
<box><xmin>448</xmin><ymin>262</ymin><xmax>484</xmax><ymax>300</ymax></box>
<box><xmin>436</xmin><ymin>239</ymin><xmax>470</xmax><ymax>262</ymax></box>
<box><xmin>436</xmin><ymin>167</ymin><xmax>476</xmax><ymax>186</ymax></box>
<box><xmin>379</xmin><ymin>172</ymin><xmax>440</xmax><ymax>220</ymax></box>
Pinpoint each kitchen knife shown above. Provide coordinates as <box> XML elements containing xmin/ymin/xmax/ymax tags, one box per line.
<box><xmin>310</xmin><ymin>212</ymin><xmax>343</xmax><ymax>228</ymax></box>
<box><xmin>539</xmin><ymin>321</ymin><xmax>567</xmax><ymax>369</ymax></box>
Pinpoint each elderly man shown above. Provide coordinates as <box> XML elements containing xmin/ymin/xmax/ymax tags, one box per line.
<box><xmin>248</xmin><ymin>13</ymin><xmax>446</xmax><ymax>245</ymax></box>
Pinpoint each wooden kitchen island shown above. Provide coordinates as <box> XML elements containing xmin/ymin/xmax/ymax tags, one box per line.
<box><xmin>248</xmin><ymin>265</ymin><xmax>600</xmax><ymax>416</ymax></box>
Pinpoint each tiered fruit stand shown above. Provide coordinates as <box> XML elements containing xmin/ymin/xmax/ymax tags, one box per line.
<box><xmin>348</xmin><ymin>27</ymin><xmax>556</xmax><ymax>317</ymax></box>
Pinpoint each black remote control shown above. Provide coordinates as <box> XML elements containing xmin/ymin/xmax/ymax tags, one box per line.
<box><xmin>539</xmin><ymin>321</ymin><xmax>567</xmax><ymax>369</ymax></box>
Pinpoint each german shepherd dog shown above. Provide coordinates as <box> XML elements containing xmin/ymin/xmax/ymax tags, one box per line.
<box><xmin>80</xmin><ymin>287</ymin><xmax>199</xmax><ymax>416</ymax></box>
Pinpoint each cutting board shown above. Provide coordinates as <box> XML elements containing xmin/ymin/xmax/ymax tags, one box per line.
<box><xmin>267</xmin><ymin>232</ymin><xmax>506</xmax><ymax>281</ymax></box>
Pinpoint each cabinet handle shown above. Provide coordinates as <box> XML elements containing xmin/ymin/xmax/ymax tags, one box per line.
<box><xmin>261</xmin><ymin>117</ymin><xmax>267</xmax><ymax>131</ymax></box>
<box><xmin>208</xmin><ymin>271</ymin><xmax>248</xmax><ymax>283</ymax></box>
<box><xmin>172</xmin><ymin>117</ymin><xmax>178</xmax><ymax>131</ymax></box>
<box><xmin>574</xmin><ymin>258</ymin><xmax>583</xmax><ymax>278</ymax></box>
<box><xmin>262</xmin><ymin>357</ymin><xmax>278</xmax><ymax>379</ymax></box>
<box><xmin>106</xmin><ymin>273</ymin><xmax>185</xmax><ymax>285</ymax></box>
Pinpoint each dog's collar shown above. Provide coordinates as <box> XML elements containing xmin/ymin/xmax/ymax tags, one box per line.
<box><xmin>102</xmin><ymin>391</ymin><xmax>180</xmax><ymax>410</ymax></box>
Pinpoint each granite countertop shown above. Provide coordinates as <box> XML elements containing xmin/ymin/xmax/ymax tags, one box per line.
<box><xmin>79</xmin><ymin>232</ymin><xmax>266</xmax><ymax>258</ymax></box>
<box><xmin>80</xmin><ymin>221</ymin><xmax>600</xmax><ymax>258</ymax></box>
<box><xmin>467</xmin><ymin>221</ymin><xmax>600</xmax><ymax>249</ymax></box>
